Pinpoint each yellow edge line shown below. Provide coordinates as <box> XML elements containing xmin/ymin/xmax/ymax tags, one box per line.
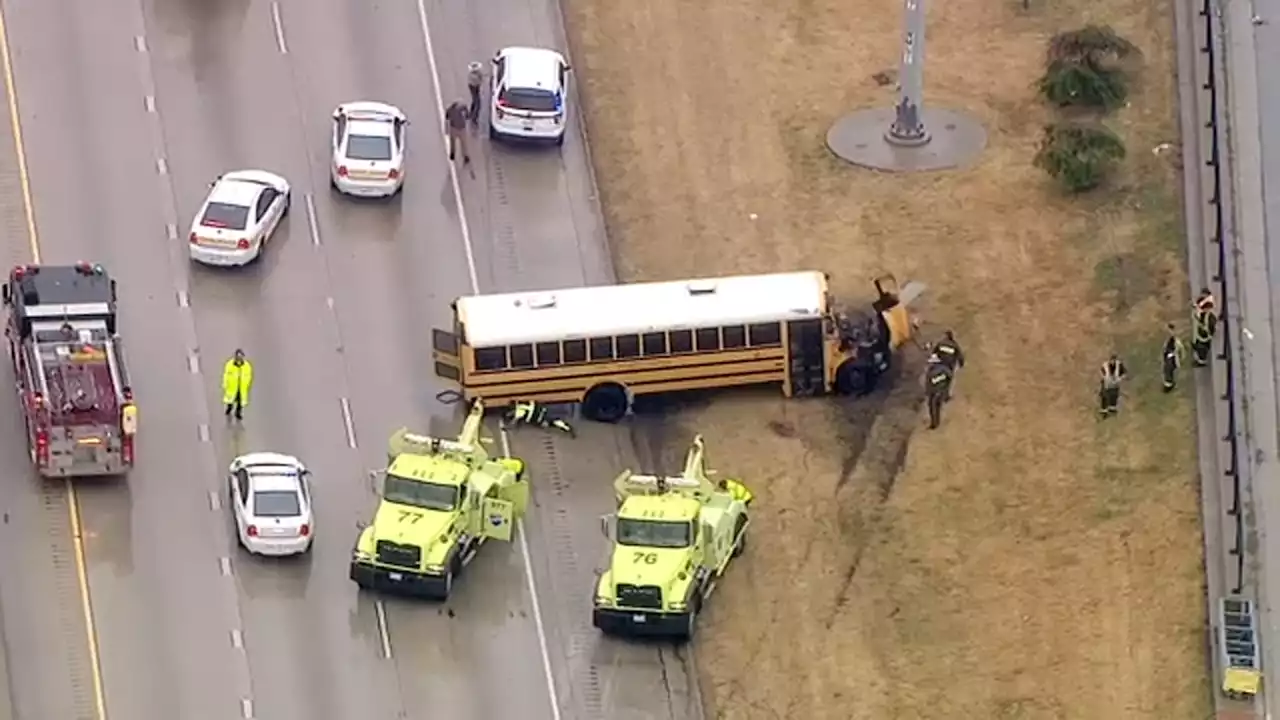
<box><xmin>0</xmin><ymin>4</ymin><xmax>109</xmax><ymax>720</ymax></box>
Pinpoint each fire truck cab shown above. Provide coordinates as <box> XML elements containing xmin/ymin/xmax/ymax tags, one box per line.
<box><xmin>2</xmin><ymin>263</ymin><xmax>135</xmax><ymax>478</ymax></box>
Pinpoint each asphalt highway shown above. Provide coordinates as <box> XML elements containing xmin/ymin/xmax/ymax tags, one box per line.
<box><xmin>0</xmin><ymin>0</ymin><xmax>703</xmax><ymax>717</ymax></box>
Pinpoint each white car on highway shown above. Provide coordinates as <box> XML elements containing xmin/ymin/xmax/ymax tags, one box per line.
<box><xmin>331</xmin><ymin>101</ymin><xmax>407</xmax><ymax>197</ymax></box>
<box><xmin>228</xmin><ymin>453</ymin><xmax>314</xmax><ymax>557</ymax></box>
<box><xmin>490</xmin><ymin>46</ymin><xmax>570</xmax><ymax>146</ymax></box>
<box><xmin>188</xmin><ymin>170</ymin><xmax>291</xmax><ymax>267</ymax></box>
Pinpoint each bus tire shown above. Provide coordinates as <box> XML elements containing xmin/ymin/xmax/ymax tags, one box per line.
<box><xmin>582</xmin><ymin>383</ymin><xmax>629</xmax><ymax>423</ymax></box>
<box><xmin>834</xmin><ymin>359</ymin><xmax>873</xmax><ymax>396</ymax></box>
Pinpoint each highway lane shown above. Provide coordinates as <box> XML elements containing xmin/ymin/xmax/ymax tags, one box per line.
<box><xmin>419</xmin><ymin>0</ymin><xmax>706</xmax><ymax>715</ymax></box>
<box><xmin>268</xmin><ymin>0</ymin><xmax>557</xmax><ymax>716</ymax></box>
<box><xmin>139</xmin><ymin>1</ymin><xmax>412</xmax><ymax>718</ymax></box>
<box><xmin>1</xmin><ymin>0</ymin><xmax>254</xmax><ymax>717</ymax></box>
<box><xmin>0</xmin><ymin>44</ymin><xmax>93</xmax><ymax>716</ymax></box>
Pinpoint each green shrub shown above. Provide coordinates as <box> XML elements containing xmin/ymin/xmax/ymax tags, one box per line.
<box><xmin>1034</xmin><ymin>122</ymin><xmax>1127</xmax><ymax>193</ymax></box>
<box><xmin>1038</xmin><ymin>25</ymin><xmax>1140</xmax><ymax>111</ymax></box>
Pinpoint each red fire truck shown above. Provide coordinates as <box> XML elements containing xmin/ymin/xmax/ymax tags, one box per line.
<box><xmin>2</xmin><ymin>263</ymin><xmax>136</xmax><ymax>478</ymax></box>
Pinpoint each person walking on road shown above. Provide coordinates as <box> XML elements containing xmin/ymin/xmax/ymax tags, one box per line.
<box><xmin>222</xmin><ymin>349</ymin><xmax>254</xmax><ymax>422</ymax></box>
<box><xmin>467</xmin><ymin>62</ymin><xmax>484</xmax><ymax>126</ymax></box>
<box><xmin>1192</xmin><ymin>287</ymin><xmax>1218</xmax><ymax>367</ymax></box>
<box><xmin>932</xmin><ymin>330</ymin><xmax>965</xmax><ymax>373</ymax></box>
<box><xmin>1098</xmin><ymin>353</ymin><xmax>1127</xmax><ymax>418</ymax></box>
<box><xmin>924</xmin><ymin>354</ymin><xmax>954</xmax><ymax>430</ymax></box>
<box><xmin>445</xmin><ymin>100</ymin><xmax>471</xmax><ymax>165</ymax></box>
<box><xmin>1161</xmin><ymin>322</ymin><xmax>1186</xmax><ymax>393</ymax></box>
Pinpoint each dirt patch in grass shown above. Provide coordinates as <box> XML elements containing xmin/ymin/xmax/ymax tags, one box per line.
<box><xmin>562</xmin><ymin>0</ymin><xmax>1211</xmax><ymax>715</ymax></box>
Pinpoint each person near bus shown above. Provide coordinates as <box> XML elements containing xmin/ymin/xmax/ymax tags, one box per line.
<box><xmin>502</xmin><ymin>400</ymin><xmax>574</xmax><ymax>436</ymax></box>
<box><xmin>222</xmin><ymin>349</ymin><xmax>253</xmax><ymax>421</ymax></box>
<box><xmin>718</xmin><ymin>477</ymin><xmax>754</xmax><ymax>506</ymax></box>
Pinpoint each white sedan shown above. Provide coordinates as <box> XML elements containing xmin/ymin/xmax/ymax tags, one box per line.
<box><xmin>188</xmin><ymin>170</ymin><xmax>291</xmax><ymax>267</ymax></box>
<box><xmin>228</xmin><ymin>453</ymin><xmax>314</xmax><ymax>557</ymax></box>
<box><xmin>331</xmin><ymin>101</ymin><xmax>407</xmax><ymax>198</ymax></box>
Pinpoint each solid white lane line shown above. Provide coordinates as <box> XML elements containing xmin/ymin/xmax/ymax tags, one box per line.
<box><xmin>209</xmin><ymin>490</ymin><xmax>221</xmax><ymax>511</ymax></box>
<box><xmin>219</xmin><ymin>557</ymin><xmax>232</xmax><ymax>576</ymax></box>
<box><xmin>304</xmin><ymin>193</ymin><xmax>320</xmax><ymax>246</ymax></box>
<box><xmin>241</xmin><ymin>697</ymin><xmax>253</xmax><ymax>718</ymax></box>
<box><xmin>340</xmin><ymin>397</ymin><xmax>357</xmax><ymax>448</ymax></box>
<box><xmin>176</xmin><ymin>289</ymin><xmax>189</xmax><ymax>307</ymax></box>
<box><xmin>230</xmin><ymin>629</ymin><xmax>244</xmax><ymax>649</ymax></box>
<box><xmin>144</xmin><ymin>94</ymin><xmax>155</xmax><ymax>113</ymax></box>
<box><xmin>374</xmin><ymin>600</ymin><xmax>393</xmax><ymax>659</ymax></box>
<box><xmin>187</xmin><ymin>353</ymin><xmax>200</xmax><ymax>374</ymax></box>
<box><xmin>197</xmin><ymin>423</ymin><xmax>210</xmax><ymax>443</ymax></box>
<box><xmin>270</xmin><ymin>2</ymin><xmax>287</xmax><ymax>54</ymax></box>
<box><xmin>133</xmin><ymin>35</ymin><xmax>146</xmax><ymax>53</ymax></box>
<box><xmin>500</xmin><ymin>429</ymin><xmax>562</xmax><ymax>720</ymax></box>
<box><xmin>156</xmin><ymin>157</ymin><xmax>167</xmax><ymax>175</ymax></box>
<box><xmin>165</xmin><ymin>222</ymin><xmax>177</xmax><ymax>240</ymax></box>
<box><xmin>414</xmin><ymin>0</ymin><xmax>557</xmax><ymax>713</ymax></box>
<box><xmin>414</xmin><ymin>0</ymin><xmax>479</xmax><ymax>292</ymax></box>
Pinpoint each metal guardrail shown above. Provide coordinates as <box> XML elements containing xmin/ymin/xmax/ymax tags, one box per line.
<box><xmin>1200</xmin><ymin>0</ymin><xmax>1246</xmax><ymax>597</ymax></box>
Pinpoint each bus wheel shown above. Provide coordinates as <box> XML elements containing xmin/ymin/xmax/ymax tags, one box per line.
<box><xmin>834</xmin><ymin>359</ymin><xmax>872</xmax><ymax>396</ymax></box>
<box><xmin>582</xmin><ymin>383</ymin><xmax>629</xmax><ymax>423</ymax></box>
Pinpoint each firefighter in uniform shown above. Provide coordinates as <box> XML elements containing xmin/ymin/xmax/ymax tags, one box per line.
<box><xmin>718</xmin><ymin>478</ymin><xmax>754</xmax><ymax>507</ymax></box>
<box><xmin>502</xmin><ymin>400</ymin><xmax>575</xmax><ymax>437</ymax></box>
<box><xmin>1098</xmin><ymin>354</ymin><xmax>1127</xmax><ymax>417</ymax></box>
<box><xmin>924</xmin><ymin>353</ymin><xmax>953</xmax><ymax>430</ymax></box>
<box><xmin>221</xmin><ymin>349</ymin><xmax>253</xmax><ymax>421</ymax></box>
<box><xmin>1161</xmin><ymin>322</ymin><xmax>1186</xmax><ymax>392</ymax></box>
<box><xmin>1192</xmin><ymin>288</ymin><xmax>1218</xmax><ymax>367</ymax></box>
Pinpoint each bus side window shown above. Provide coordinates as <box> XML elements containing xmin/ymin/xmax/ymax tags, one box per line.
<box><xmin>641</xmin><ymin>332</ymin><xmax>667</xmax><ymax>356</ymax></box>
<box><xmin>722</xmin><ymin>325</ymin><xmax>747</xmax><ymax>349</ymax></box>
<box><xmin>670</xmin><ymin>330</ymin><xmax>694</xmax><ymax>354</ymax></box>
<box><xmin>748</xmin><ymin>322</ymin><xmax>781</xmax><ymax>347</ymax></box>
<box><xmin>589</xmin><ymin>336</ymin><xmax>614</xmax><ymax>361</ymax></box>
<box><xmin>475</xmin><ymin>347</ymin><xmax>508</xmax><ymax>371</ymax></box>
<box><xmin>695</xmin><ymin>327</ymin><xmax>720</xmax><ymax>352</ymax></box>
<box><xmin>535</xmin><ymin>342</ymin><xmax>561</xmax><ymax>366</ymax></box>
<box><xmin>564</xmin><ymin>339</ymin><xmax>588</xmax><ymax>364</ymax></box>
<box><xmin>616</xmin><ymin>334</ymin><xmax>641</xmax><ymax>358</ymax></box>
<box><xmin>510</xmin><ymin>344</ymin><xmax>535</xmax><ymax>369</ymax></box>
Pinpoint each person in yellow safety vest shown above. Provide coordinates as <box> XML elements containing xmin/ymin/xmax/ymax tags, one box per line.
<box><xmin>1192</xmin><ymin>287</ymin><xmax>1218</xmax><ymax>367</ymax></box>
<box><xmin>222</xmin><ymin>349</ymin><xmax>253</xmax><ymax>422</ymax></box>
<box><xmin>718</xmin><ymin>478</ymin><xmax>754</xmax><ymax>506</ymax></box>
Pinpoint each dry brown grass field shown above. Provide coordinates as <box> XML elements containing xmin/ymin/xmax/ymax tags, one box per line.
<box><xmin>562</xmin><ymin>0</ymin><xmax>1212</xmax><ymax>716</ymax></box>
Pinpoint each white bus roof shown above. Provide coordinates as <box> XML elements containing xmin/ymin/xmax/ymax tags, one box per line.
<box><xmin>456</xmin><ymin>271</ymin><xmax>829</xmax><ymax>347</ymax></box>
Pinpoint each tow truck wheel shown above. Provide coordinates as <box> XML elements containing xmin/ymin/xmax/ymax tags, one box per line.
<box><xmin>678</xmin><ymin>596</ymin><xmax>700</xmax><ymax>643</ymax></box>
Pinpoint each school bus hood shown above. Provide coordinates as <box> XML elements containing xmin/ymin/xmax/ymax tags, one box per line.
<box><xmin>608</xmin><ymin>545</ymin><xmax>695</xmax><ymax>589</ymax></box>
<box><xmin>370</xmin><ymin>501</ymin><xmax>460</xmax><ymax>564</ymax></box>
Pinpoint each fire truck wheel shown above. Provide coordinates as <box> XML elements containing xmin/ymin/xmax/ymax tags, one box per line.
<box><xmin>732</xmin><ymin>515</ymin><xmax>748</xmax><ymax>558</ymax></box>
<box><xmin>582</xmin><ymin>383</ymin><xmax>629</xmax><ymax>423</ymax></box>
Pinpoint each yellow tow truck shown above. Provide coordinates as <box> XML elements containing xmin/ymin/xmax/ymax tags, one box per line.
<box><xmin>349</xmin><ymin>400</ymin><xmax>529</xmax><ymax>599</ymax></box>
<box><xmin>593</xmin><ymin>435</ymin><xmax>749</xmax><ymax>640</ymax></box>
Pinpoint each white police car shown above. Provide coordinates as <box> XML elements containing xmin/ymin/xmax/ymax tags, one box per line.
<box><xmin>331</xmin><ymin>101</ymin><xmax>408</xmax><ymax>197</ymax></box>
<box><xmin>489</xmin><ymin>47</ymin><xmax>570</xmax><ymax>145</ymax></box>
<box><xmin>228</xmin><ymin>453</ymin><xmax>314</xmax><ymax>556</ymax></box>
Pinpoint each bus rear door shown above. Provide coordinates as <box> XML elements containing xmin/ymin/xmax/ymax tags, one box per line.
<box><xmin>431</xmin><ymin>328</ymin><xmax>462</xmax><ymax>382</ymax></box>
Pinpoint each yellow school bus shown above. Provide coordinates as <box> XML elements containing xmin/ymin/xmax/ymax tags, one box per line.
<box><xmin>431</xmin><ymin>271</ymin><xmax>922</xmax><ymax>422</ymax></box>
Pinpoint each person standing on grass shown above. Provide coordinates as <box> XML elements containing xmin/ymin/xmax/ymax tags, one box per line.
<box><xmin>1161</xmin><ymin>322</ymin><xmax>1186</xmax><ymax>392</ymax></box>
<box><xmin>924</xmin><ymin>353</ymin><xmax>953</xmax><ymax>430</ymax></box>
<box><xmin>1098</xmin><ymin>353</ymin><xmax>1127</xmax><ymax>418</ymax></box>
<box><xmin>445</xmin><ymin>100</ymin><xmax>470</xmax><ymax>165</ymax></box>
